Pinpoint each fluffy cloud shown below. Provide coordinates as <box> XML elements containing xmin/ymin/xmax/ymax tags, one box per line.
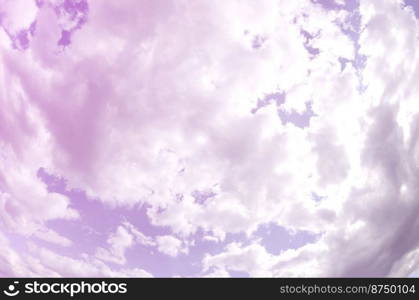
<box><xmin>203</xmin><ymin>243</ymin><xmax>275</xmax><ymax>277</ymax></box>
<box><xmin>95</xmin><ymin>225</ymin><xmax>135</xmax><ymax>265</ymax></box>
<box><xmin>1</xmin><ymin>0</ymin><xmax>419</xmax><ymax>277</ymax></box>
<box><xmin>30</xmin><ymin>243</ymin><xmax>153</xmax><ymax>277</ymax></box>
<box><xmin>156</xmin><ymin>235</ymin><xmax>187</xmax><ymax>257</ymax></box>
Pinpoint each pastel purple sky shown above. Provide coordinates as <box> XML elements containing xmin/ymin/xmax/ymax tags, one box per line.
<box><xmin>1</xmin><ymin>0</ymin><xmax>419</xmax><ymax>278</ymax></box>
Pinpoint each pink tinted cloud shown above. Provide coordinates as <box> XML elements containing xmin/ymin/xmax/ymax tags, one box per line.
<box><xmin>1</xmin><ymin>0</ymin><xmax>419</xmax><ymax>278</ymax></box>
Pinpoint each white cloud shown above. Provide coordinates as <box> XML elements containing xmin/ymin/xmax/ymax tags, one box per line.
<box><xmin>199</xmin><ymin>0</ymin><xmax>419</xmax><ymax>278</ymax></box>
<box><xmin>33</xmin><ymin>228</ymin><xmax>72</xmax><ymax>247</ymax></box>
<box><xmin>156</xmin><ymin>235</ymin><xmax>187</xmax><ymax>257</ymax></box>
<box><xmin>122</xmin><ymin>221</ymin><xmax>156</xmax><ymax>247</ymax></box>
<box><xmin>1</xmin><ymin>0</ymin><xmax>419</xmax><ymax>278</ymax></box>
<box><xmin>95</xmin><ymin>225</ymin><xmax>134</xmax><ymax>265</ymax></box>
<box><xmin>0</xmin><ymin>231</ymin><xmax>151</xmax><ymax>277</ymax></box>
<box><xmin>203</xmin><ymin>243</ymin><xmax>274</xmax><ymax>277</ymax></box>
<box><xmin>203</xmin><ymin>267</ymin><xmax>230</xmax><ymax>278</ymax></box>
<box><xmin>30</xmin><ymin>243</ymin><xmax>152</xmax><ymax>277</ymax></box>
<box><xmin>0</xmin><ymin>0</ymin><xmax>38</xmax><ymax>34</ymax></box>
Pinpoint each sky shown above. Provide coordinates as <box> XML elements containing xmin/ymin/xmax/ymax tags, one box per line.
<box><xmin>0</xmin><ymin>0</ymin><xmax>419</xmax><ymax>278</ymax></box>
